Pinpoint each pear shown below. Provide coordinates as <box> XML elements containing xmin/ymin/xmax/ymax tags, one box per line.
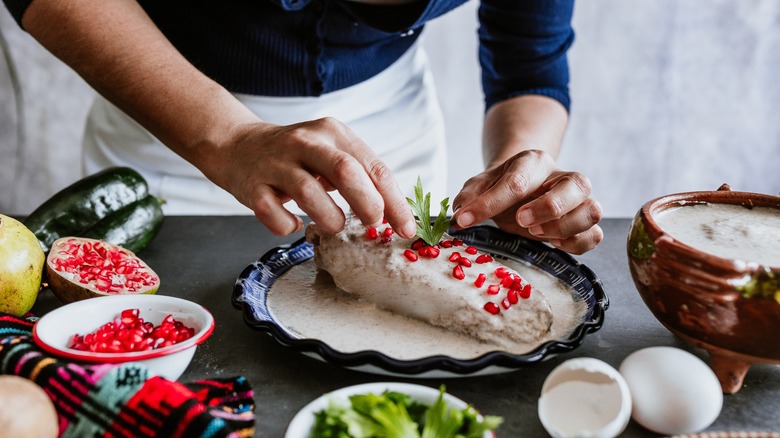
<box><xmin>0</xmin><ymin>214</ymin><xmax>45</xmax><ymax>316</ymax></box>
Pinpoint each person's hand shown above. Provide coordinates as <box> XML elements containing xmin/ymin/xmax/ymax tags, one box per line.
<box><xmin>451</xmin><ymin>149</ymin><xmax>603</xmax><ymax>254</ymax></box>
<box><xmin>208</xmin><ymin>117</ymin><xmax>417</xmax><ymax>238</ymax></box>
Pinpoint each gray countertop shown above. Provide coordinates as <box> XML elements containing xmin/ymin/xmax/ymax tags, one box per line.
<box><xmin>33</xmin><ymin>217</ymin><xmax>780</xmax><ymax>437</ymax></box>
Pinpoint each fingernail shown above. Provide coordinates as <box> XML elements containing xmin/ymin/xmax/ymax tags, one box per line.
<box><xmin>401</xmin><ymin>221</ymin><xmax>417</xmax><ymax>238</ymax></box>
<box><xmin>457</xmin><ymin>212</ymin><xmax>475</xmax><ymax>228</ymax></box>
<box><xmin>529</xmin><ymin>225</ymin><xmax>544</xmax><ymax>236</ymax></box>
<box><xmin>291</xmin><ymin>217</ymin><xmax>304</xmax><ymax>234</ymax></box>
<box><xmin>550</xmin><ymin>239</ymin><xmax>562</xmax><ymax>247</ymax></box>
<box><xmin>518</xmin><ymin>209</ymin><xmax>534</xmax><ymax>227</ymax></box>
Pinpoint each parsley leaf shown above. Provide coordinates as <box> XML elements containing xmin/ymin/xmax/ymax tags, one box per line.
<box><xmin>406</xmin><ymin>177</ymin><xmax>450</xmax><ymax>246</ymax></box>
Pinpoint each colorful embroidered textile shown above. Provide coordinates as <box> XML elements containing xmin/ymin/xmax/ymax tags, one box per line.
<box><xmin>0</xmin><ymin>313</ymin><xmax>255</xmax><ymax>438</ymax></box>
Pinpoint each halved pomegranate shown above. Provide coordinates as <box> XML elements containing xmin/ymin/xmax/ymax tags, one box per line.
<box><xmin>46</xmin><ymin>237</ymin><xmax>159</xmax><ymax>304</ymax></box>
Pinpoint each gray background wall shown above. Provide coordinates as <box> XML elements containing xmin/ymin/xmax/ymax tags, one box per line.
<box><xmin>1</xmin><ymin>0</ymin><xmax>779</xmax><ymax>218</ymax></box>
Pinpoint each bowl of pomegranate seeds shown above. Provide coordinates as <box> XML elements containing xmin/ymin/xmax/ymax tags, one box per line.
<box><xmin>32</xmin><ymin>294</ymin><xmax>214</xmax><ymax>380</ymax></box>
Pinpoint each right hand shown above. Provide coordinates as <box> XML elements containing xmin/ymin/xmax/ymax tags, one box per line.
<box><xmin>208</xmin><ymin>117</ymin><xmax>417</xmax><ymax>238</ymax></box>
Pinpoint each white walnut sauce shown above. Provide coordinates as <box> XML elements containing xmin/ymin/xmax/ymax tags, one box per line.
<box><xmin>653</xmin><ymin>203</ymin><xmax>780</xmax><ymax>267</ymax></box>
<box><xmin>267</xmin><ymin>258</ymin><xmax>586</xmax><ymax>360</ymax></box>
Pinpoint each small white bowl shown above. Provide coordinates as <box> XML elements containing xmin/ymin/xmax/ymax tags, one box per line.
<box><xmin>285</xmin><ymin>382</ymin><xmax>495</xmax><ymax>438</ymax></box>
<box><xmin>33</xmin><ymin>294</ymin><xmax>214</xmax><ymax>380</ymax></box>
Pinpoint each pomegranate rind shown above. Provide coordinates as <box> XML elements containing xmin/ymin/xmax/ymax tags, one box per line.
<box><xmin>45</xmin><ymin>237</ymin><xmax>159</xmax><ymax>304</ymax></box>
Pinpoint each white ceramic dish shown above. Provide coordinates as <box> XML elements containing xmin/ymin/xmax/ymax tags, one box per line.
<box><xmin>33</xmin><ymin>294</ymin><xmax>214</xmax><ymax>380</ymax></box>
<box><xmin>285</xmin><ymin>382</ymin><xmax>495</xmax><ymax>438</ymax></box>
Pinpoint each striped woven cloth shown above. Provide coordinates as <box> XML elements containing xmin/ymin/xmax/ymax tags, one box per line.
<box><xmin>0</xmin><ymin>313</ymin><xmax>255</xmax><ymax>438</ymax></box>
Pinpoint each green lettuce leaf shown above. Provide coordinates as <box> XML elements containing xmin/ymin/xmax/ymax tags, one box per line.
<box><xmin>310</xmin><ymin>387</ymin><xmax>502</xmax><ymax>438</ymax></box>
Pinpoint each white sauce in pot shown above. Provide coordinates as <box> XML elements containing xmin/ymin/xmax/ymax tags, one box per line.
<box><xmin>653</xmin><ymin>203</ymin><xmax>780</xmax><ymax>267</ymax></box>
<box><xmin>267</xmin><ymin>258</ymin><xmax>587</xmax><ymax>360</ymax></box>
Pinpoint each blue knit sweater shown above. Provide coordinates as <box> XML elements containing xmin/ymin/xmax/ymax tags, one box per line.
<box><xmin>3</xmin><ymin>0</ymin><xmax>574</xmax><ymax>111</ymax></box>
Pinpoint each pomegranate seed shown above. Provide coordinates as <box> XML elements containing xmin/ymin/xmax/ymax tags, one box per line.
<box><xmin>520</xmin><ymin>284</ymin><xmax>532</xmax><ymax>299</ymax></box>
<box><xmin>452</xmin><ymin>238</ymin><xmax>464</xmax><ymax>246</ymax></box>
<box><xmin>428</xmin><ymin>247</ymin><xmax>440</xmax><ymax>258</ymax></box>
<box><xmin>501</xmin><ymin>275</ymin><xmax>515</xmax><ymax>288</ymax></box>
<box><xmin>448</xmin><ymin>252</ymin><xmax>461</xmax><ymax>262</ymax></box>
<box><xmin>452</xmin><ymin>265</ymin><xmax>465</xmax><ymax>280</ymax></box>
<box><xmin>458</xmin><ymin>258</ymin><xmax>472</xmax><ymax>268</ymax></box>
<box><xmin>501</xmin><ymin>298</ymin><xmax>512</xmax><ymax>310</ymax></box>
<box><xmin>465</xmin><ymin>246</ymin><xmax>478</xmax><ymax>255</ymax></box>
<box><xmin>487</xmin><ymin>284</ymin><xmax>500</xmax><ymax>295</ymax></box>
<box><xmin>494</xmin><ymin>267</ymin><xmax>509</xmax><ymax>278</ymax></box>
<box><xmin>403</xmin><ymin>250</ymin><xmax>419</xmax><ymax>262</ymax></box>
<box><xmin>440</xmin><ymin>240</ymin><xmax>453</xmax><ymax>248</ymax></box>
<box><xmin>366</xmin><ymin>228</ymin><xmax>379</xmax><ymax>240</ymax></box>
<box><xmin>120</xmin><ymin>308</ymin><xmax>140</xmax><ymax>325</ymax></box>
<box><xmin>507</xmin><ymin>289</ymin><xmax>519</xmax><ymax>304</ymax></box>
<box><xmin>419</xmin><ymin>246</ymin><xmax>430</xmax><ymax>257</ymax></box>
<box><xmin>411</xmin><ymin>239</ymin><xmax>425</xmax><ymax>250</ymax></box>
<box><xmin>475</xmin><ymin>254</ymin><xmax>493</xmax><ymax>264</ymax></box>
<box><xmin>474</xmin><ymin>273</ymin><xmax>486</xmax><ymax>288</ymax></box>
<box><xmin>380</xmin><ymin>236</ymin><xmax>392</xmax><ymax>244</ymax></box>
<box><xmin>382</xmin><ymin>227</ymin><xmax>394</xmax><ymax>238</ymax></box>
<box><xmin>483</xmin><ymin>302</ymin><xmax>500</xmax><ymax>315</ymax></box>
<box><xmin>382</xmin><ymin>218</ymin><xmax>388</xmax><ymax>224</ymax></box>
<box><xmin>68</xmin><ymin>308</ymin><xmax>197</xmax><ymax>353</ymax></box>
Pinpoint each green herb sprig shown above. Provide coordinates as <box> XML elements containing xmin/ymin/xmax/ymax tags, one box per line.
<box><xmin>406</xmin><ymin>177</ymin><xmax>450</xmax><ymax>247</ymax></box>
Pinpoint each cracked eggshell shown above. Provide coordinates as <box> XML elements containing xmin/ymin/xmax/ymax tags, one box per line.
<box><xmin>538</xmin><ymin>358</ymin><xmax>632</xmax><ymax>438</ymax></box>
<box><xmin>619</xmin><ymin>347</ymin><xmax>722</xmax><ymax>435</ymax></box>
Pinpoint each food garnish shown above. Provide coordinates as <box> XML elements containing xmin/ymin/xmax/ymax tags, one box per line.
<box><xmin>406</xmin><ymin>177</ymin><xmax>451</xmax><ymax>247</ymax></box>
<box><xmin>311</xmin><ymin>385</ymin><xmax>502</xmax><ymax>438</ymax></box>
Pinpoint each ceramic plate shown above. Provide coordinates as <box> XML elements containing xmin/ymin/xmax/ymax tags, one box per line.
<box><xmin>232</xmin><ymin>225</ymin><xmax>608</xmax><ymax>377</ymax></box>
<box><xmin>284</xmin><ymin>382</ymin><xmax>494</xmax><ymax>438</ymax></box>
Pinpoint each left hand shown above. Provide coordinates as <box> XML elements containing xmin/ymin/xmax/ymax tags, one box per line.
<box><xmin>451</xmin><ymin>149</ymin><xmax>603</xmax><ymax>255</ymax></box>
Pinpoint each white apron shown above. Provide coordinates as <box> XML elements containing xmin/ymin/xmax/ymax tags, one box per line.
<box><xmin>82</xmin><ymin>42</ymin><xmax>448</xmax><ymax>216</ymax></box>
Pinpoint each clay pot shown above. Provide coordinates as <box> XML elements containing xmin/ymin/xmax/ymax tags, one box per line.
<box><xmin>627</xmin><ymin>184</ymin><xmax>780</xmax><ymax>394</ymax></box>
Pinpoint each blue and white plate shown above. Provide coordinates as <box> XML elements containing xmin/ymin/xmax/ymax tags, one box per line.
<box><xmin>232</xmin><ymin>225</ymin><xmax>608</xmax><ymax>377</ymax></box>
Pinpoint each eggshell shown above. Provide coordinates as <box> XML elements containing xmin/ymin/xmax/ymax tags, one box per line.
<box><xmin>619</xmin><ymin>347</ymin><xmax>722</xmax><ymax>435</ymax></box>
<box><xmin>538</xmin><ymin>358</ymin><xmax>632</xmax><ymax>438</ymax></box>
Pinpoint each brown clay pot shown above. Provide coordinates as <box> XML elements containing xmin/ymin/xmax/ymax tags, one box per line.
<box><xmin>627</xmin><ymin>185</ymin><xmax>780</xmax><ymax>394</ymax></box>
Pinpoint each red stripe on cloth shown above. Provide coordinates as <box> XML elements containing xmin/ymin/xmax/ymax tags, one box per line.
<box><xmin>173</xmin><ymin>402</ymin><xmax>207</xmax><ymax>438</ymax></box>
<box><xmin>0</xmin><ymin>315</ymin><xmax>35</xmax><ymax>327</ymax></box>
<box><xmin>118</xmin><ymin>375</ymin><xmax>199</xmax><ymax>437</ymax></box>
<box><xmin>118</xmin><ymin>379</ymin><xmax>168</xmax><ymax>430</ymax></box>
